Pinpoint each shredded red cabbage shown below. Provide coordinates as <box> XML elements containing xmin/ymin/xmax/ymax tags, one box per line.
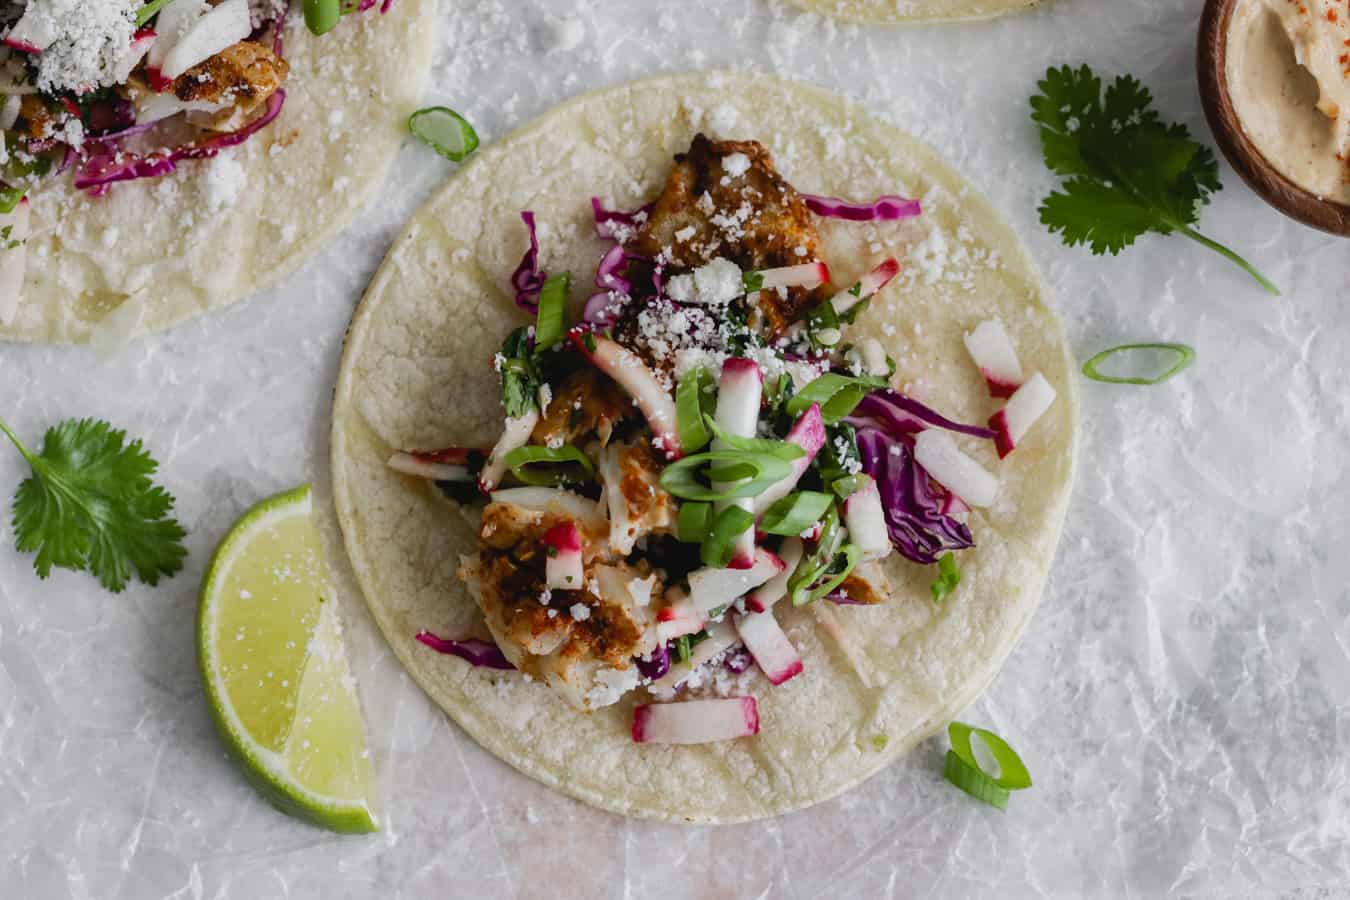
<box><xmin>802</xmin><ymin>193</ymin><xmax>922</xmax><ymax>222</ymax></box>
<box><xmin>415</xmin><ymin>631</ymin><xmax>515</xmax><ymax>669</ymax></box>
<box><xmin>636</xmin><ymin>644</ymin><xmax>671</xmax><ymax>680</ymax></box>
<box><xmin>855</xmin><ymin>426</ymin><xmax>974</xmax><ymax>565</ymax></box>
<box><xmin>509</xmin><ymin>210</ymin><xmax>547</xmax><ymax>313</ymax></box>
<box><xmin>724</xmin><ymin>649</ymin><xmax>752</xmax><ymax>673</ymax></box>
<box><xmin>590</xmin><ymin>197</ymin><xmax>651</xmax><ymax>241</ymax></box>
<box><xmin>845</xmin><ymin>390</ymin><xmax>996</xmax><ymax>441</ymax></box>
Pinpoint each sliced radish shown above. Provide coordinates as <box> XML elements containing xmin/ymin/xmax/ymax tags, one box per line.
<box><xmin>571</xmin><ymin>333</ymin><xmax>682</xmax><ymax>459</ymax></box>
<box><xmin>830</xmin><ymin>258</ymin><xmax>901</xmax><ymax>319</ymax></box>
<box><xmin>753</xmin><ymin>403</ymin><xmax>826</xmax><ymax>515</ymax></box>
<box><xmin>989</xmin><ymin>373</ymin><xmax>1057</xmax><ymax>459</ymax></box>
<box><xmin>755</xmin><ymin>261</ymin><xmax>831</xmax><ymax>292</ymax></box>
<box><xmin>0</xmin><ymin>197</ymin><xmax>30</xmax><ymax>327</ymax></box>
<box><xmin>146</xmin><ymin>0</ymin><xmax>208</xmax><ymax>79</ymax></box>
<box><xmin>964</xmin><ymin>319</ymin><xmax>1024</xmax><ymax>398</ymax></box>
<box><xmin>655</xmin><ymin>587</ymin><xmax>708</xmax><ymax>642</ymax></box>
<box><xmin>745</xmin><ymin>537</ymin><xmax>803</xmax><ymax>612</ymax></box>
<box><xmin>489</xmin><ymin>487</ymin><xmax>607</xmax><ymax>532</ymax></box>
<box><xmin>479</xmin><ymin>410</ymin><xmax>541</xmax><ymax>492</ymax></box>
<box><xmin>132</xmin><ymin>90</ymin><xmax>228</xmax><ymax>125</ymax></box>
<box><xmin>114</xmin><ymin>29</ymin><xmax>158</xmax><ymax>84</ymax></box>
<box><xmin>914</xmin><ymin>430</ymin><xmax>999</xmax><ymax>508</ymax></box>
<box><xmin>0</xmin><ymin>96</ymin><xmax>20</xmax><ymax>132</ymax></box>
<box><xmin>159</xmin><ymin>0</ymin><xmax>251</xmax><ymax>81</ymax></box>
<box><xmin>734</xmin><ymin>609</ymin><xmax>803</xmax><ymax>685</ymax></box>
<box><xmin>687</xmin><ymin>548</ymin><xmax>784</xmax><ymax>613</ymax></box>
<box><xmin>543</xmin><ymin>522</ymin><xmax>584</xmax><ymax>591</ymax></box>
<box><xmin>843</xmin><ymin>475</ymin><xmax>891</xmax><ymax>561</ymax></box>
<box><xmin>3</xmin><ymin>7</ymin><xmax>59</xmax><ymax>54</ymax></box>
<box><xmin>713</xmin><ymin>358</ymin><xmax>763</xmax><ymax>568</ymax></box>
<box><xmin>632</xmin><ymin>697</ymin><xmax>759</xmax><ymax>744</ymax></box>
<box><xmin>387</xmin><ymin>451</ymin><xmax>471</xmax><ymax>483</ymax></box>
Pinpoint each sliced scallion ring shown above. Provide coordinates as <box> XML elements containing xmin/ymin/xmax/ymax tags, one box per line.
<box><xmin>533</xmin><ymin>273</ymin><xmax>570</xmax><ymax>351</ymax></box>
<box><xmin>409</xmin><ymin>106</ymin><xmax>481</xmax><ymax>163</ymax></box>
<box><xmin>660</xmin><ymin>450</ymin><xmax>792</xmax><ymax>502</ymax></box>
<box><xmin>759</xmin><ymin>491</ymin><xmax>834</xmax><ymax>537</ymax></box>
<box><xmin>302</xmin><ymin>0</ymin><xmax>342</xmax><ymax>35</ymax></box>
<box><xmin>1082</xmin><ymin>343</ymin><xmax>1196</xmax><ymax>386</ymax></box>
<box><xmin>799</xmin><ymin>543</ymin><xmax>861</xmax><ymax>606</ymax></box>
<box><xmin>786</xmin><ymin>373</ymin><xmax>888</xmax><ymax>424</ymax></box>
<box><xmin>699</xmin><ymin>506</ymin><xmax>755</xmax><ymax>568</ymax></box>
<box><xmin>676</xmin><ymin>502</ymin><xmax>714</xmax><ymax>544</ymax></box>
<box><xmin>502</xmin><ymin>445</ymin><xmax>594</xmax><ymax>487</ymax></box>
<box><xmin>943</xmin><ymin>722</ymin><xmax>1032</xmax><ymax>810</ymax></box>
<box><xmin>676</xmin><ymin>368</ymin><xmax>715</xmax><ymax>454</ymax></box>
<box><xmin>930</xmin><ymin>553</ymin><xmax>961</xmax><ymax>605</ymax></box>
<box><xmin>829</xmin><ymin>474</ymin><xmax>869</xmax><ymax>499</ymax></box>
<box><xmin>704</xmin><ymin>416</ymin><xmax>808</xmax><ymax>461</ymax></box>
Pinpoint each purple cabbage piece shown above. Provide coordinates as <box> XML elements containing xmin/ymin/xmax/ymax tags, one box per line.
<box><xmin>845</xmin><ymin>390</ymin><xmax>997</xmax><ymax>441</ymax></box>
<box><xmin>509</xmin><ymin>210</ymin><xmax>547</xmax><ymax>313</ymax></box>
<box><xmin>590</xmin><ymin>197</ymin><xmax>651</xmax><ymax>241</ymax></box>
<box><xmin>855</xmin><ymin>426</ymin><xmax>974</xmax><ymax>565</ymax></box>
<box><xmin>415</xmin><ymin>631</ymin><xmax>515</xmax><ymax>670</ymax></box>
<box><xmin>724</xmin><ymin>649</ymin><xmax>752</xmax><ymax>673</ymax></box>
<box><xmin>802</xmin><ymin>193</ymin><xmax>922</xmax><ymax>222</ymax></box>
<box><xmin>636</xmin><ymin>643</ymin><xmax>672</xmax><ymax>680</ymax></box>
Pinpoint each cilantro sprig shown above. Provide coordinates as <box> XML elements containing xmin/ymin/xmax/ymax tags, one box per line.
<box><xmin>1031</xmin><ymin>64</ymin><xmax>1278</xmax><ymax>295</ymax></box>
<box><xmin>0</xmin><ymin>416</ymin><xmax>187</xmax><ymax>593</ymax></box>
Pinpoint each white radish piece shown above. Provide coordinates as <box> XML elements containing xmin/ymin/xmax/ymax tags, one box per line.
<box><xmin>989</xmin><ymin>373</ymin><xmax>1057</xmax><ymax>459</ymax></box>
<box><xmin>830</xmin><ymin>257</ymin><xmax>901</xmax><ymax>319</ymax></box>
<box><xmin>147</xmin><ymin>0</ymin><xmax>209</xmax><ymax>75</ymax></box>
<box><xmin>752</xmin><ymin>403</ymin><xmax>826</xmax><ymax>515</ymax></box>
<box><xmin>0</xmin><ymin>197</ymin><xmax>30</xmax><ymax>326</ymax></box>
<box><xmin>843</xmin><ymin>475</ymin><xmax>891</xmax><ymax>561</ymax></box>
<box><xmin>914</xmin><ymin>430</ymin><xmax>999</xmax><ymax>509</ymax></box>
<box><xmin>113</xmin><ymin>30</ymin><xmax>158</xmax><ymax>84</ymax></box>
<box><xmin>542</xmin><ymin>522</ymin><xmax>584</xmax><ymax>591</ymax></box>
<box><xmin>159</xmin><ymin>0</ymin><xmax>251</xmax><ymax>81</ymax></box>
<box><xmin>631</xmin><ymin>697</ymin><xmax>759</xmax><ymax>744</ymax></box>
<box><xmin>0</xmin><ymin>96</ymin><xmax>20</xmax><ymax>131</ymax></box>
<box><xmin>745</xmin><ymin>537</ymin><xmax>803</xmax><ymax>613</ymax></box>
<box><xmin>756</xmin><ymin>261</ymin><xmax>831</xmax><ymax>292</ymax></box>
<box><xmin>687</xmin><ymin>548</ymin><xmax>784</xmax><ymax>613</ymax></box>
<box><xmin>489</xmin><ymin>487</ymin><xmax>607</xmax><ymax>531</ymax></box>
<box><xmin>647</xmin><ymin>619</ymin><xmax>738</xmax><ymax>698</ymax></box>
<box><xmin>479</xmin><ymin>410</ymin><xmax>540</xmax><ymax>491</ymax></box>
<box><xmin>964</xmin><ymin>319</ymin><xmax>1024</xmax><ymax>398</ymax></box>
<box><xmin>3</xmin><ymin>7</ymin><xmax>59</xmax><ymax>53</ymax></box>
<box><xmin>713</xmin><ymin>357</ymin><xmax>763</xmax><ymax>568</ymax></box>
<box><xmin>734</xmin><ymin>610</ymin><xmax>803</xmax><ymax>685</ymax></box>
<box><xmin>386</xmin><ymin>451</ymin><xmax>471</xmax><ymax>483</ymax></box>
<box><xmin>656</xmin><ymin>587</ymin><xmax>707</xmax><ymax>642</ymax></box>
<box><xmin>572</xmin><ymin>333</ymin><xmax>682</xmax><ymax>459</ymax></box>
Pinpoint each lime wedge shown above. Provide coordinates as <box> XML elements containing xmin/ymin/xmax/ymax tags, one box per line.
<box><xmin>197</xmin><ymin>485</ymin><xmax>377</xmax><ymax>833</ymax></box>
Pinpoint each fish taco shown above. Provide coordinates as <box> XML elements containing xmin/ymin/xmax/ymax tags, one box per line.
<box><xmin>331</xmin><ymin>71</ymin><xmax>1077</xmax><ymax>823</ymax></box>
<box><xmin>0</xmin><ymin>0</ymin><xmax>436</xmax><ymax>343</ymax></box>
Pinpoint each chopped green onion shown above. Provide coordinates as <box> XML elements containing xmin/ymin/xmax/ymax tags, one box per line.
<box><xmin>944</xmin><ymin>722</ymin><xmax>1032</xmax><ymax>810</ymax></box>
<box><xmin>807</xmin><ymin>299</ymin><xmax>841</xmax><ymax>349</ymax></box>
<box><xmin>707</xmin><ymin>461</ymin><xmax>758</xmax><ymax>482</ymax></box>
<box><xmin>303</xmin><ymin>0</ymin><xmax>342</xmax><ymax>35</ymax></box>
<box><xmin>704</xmin><ymin>416</ymin><xmax>808</xmax><ymax>461</ymax></box>
<box><xmin>498</xmin><ymin>327</ymin><xmax>542</xmax><ymax>419</ymax></box>
<box><xmin>676</xmin><ymin>502</ymin><xmax>714</xmax><ymax>544</ymax></box>
<box><xmin>675</xmin><ymin>635</ymin><xmax>692</xmax><ymax>664</ymax></box>
<box><xmin>829</xmin><ymin>474</ymin><xmax>868</xmax><ymax>499</ymax></box>
<box><xmin>837</xmin><ymin>295</ymin><xmax>871</xmax><ymax>325</ymax></box>
<box><xmin>799</xmin><ymin>544</ymin><xmax>861</xmax><ymax>606</ymax></box>
<box><xmin>760</xmin><ymin>491</ymin><xmax>834</xmax><ymax>536</ymax></box>
<box><xmin>676</xmin><ymin>368</ymin><xmax>716</xmax><ymax>454</ymax></box>
<box><xmin>660</xmin><ymin>450</ymin><xmax>792</xmax><ymax>502</ymax></box>
<box><xmin>786</xmin><ymin>374</ymin><xmax>888</xmax><ymax>424</ymax></box>
<box><xmin>930</xmin><ymin>553</ymin><xmax>961</xmax><ymax>605</ymax></box>
<box><xmin>136</xmin><ymin>0</ymin><xmax>174</xmax><ymax>27</ymax></box>
<box><xmin>0</xmin><ymin>187</ymin><xmax>23</xmax><ymax>215</ymax></box>
<box><xmin>502</xmin><ymin>445</ymin><xmax>594</xmax><ymax>487</ymax></box>
<box><xmin>786</xmin><ymin>507</ymin><xmax>860</xmax><ymax>606</ymax></box>
<box><xmin>1082</xmin><ymin>343</ymin><xmax>1196</xmax><ymax>386</ymax></box>
<box><xmin>533</xmin><ymin>273</ymin><xmax>570</xmax><ymax>351</ymax></box>
<box><xmin>700</xmin><ymin>506</ymin><xmax>755</xmax><ymax>568</ymax></box>
<box><xmin>408</xmin><ymin>106</ymin><xmax>481</xmax><ymax>163</ymax></box>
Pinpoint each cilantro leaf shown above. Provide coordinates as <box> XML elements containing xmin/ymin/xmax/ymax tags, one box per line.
<box><xmin>497</xmin><ymin>326</ymin><xmax>543</xmax><ymax>419</ymax></box>
<box><xmin>0</xmin><ymin>417</ymin><xmax>187</xmax><ymax>593</ymax></box>
<box><xmin>1032</xmin><ymin>64</ymin><xmax>1278</xmax><ymax>295</ymax></box>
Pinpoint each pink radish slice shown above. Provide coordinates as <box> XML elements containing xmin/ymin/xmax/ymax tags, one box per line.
<box><xmin>752</xmin><ymin>403</ymin><xmax>826</xmax><ymax>515</ymax></box>
<box><xmin>745</xmin><ymin>537</ymin><xmax>803</xmax><ymax>612</ymax></box>
<box><xmin>488</xmin><ymin>487</ymin><xmax>607</xmax><ymax>532</ymax></box>
<box><xmin>479</xmin><ymin>410</ymin><xmax>540</xmax><ymax>492</ymax></box>
<box><xmin>3</xmin><ymin>7</ymin><xmax>57</xmax><ymax>53</ymax></box>
<box><xmin>387</xmin><ymin>452</ymin><xmax>471</xmax><ymax>483</ymax></box>
<box><xmin>0</xmin><ymin>197</ymin><xmax>30</xmax><ymax>327</ymax></box>
<box><xmin>830</xmin><ymin>258</ymin><xmax>901</xmax><ymax>319</ymax></box>
<box><xmin>964</xmin><ymin>319</ymin><xmax>1024</xmax><ymax>398</ymax></box>
<box><xmin>734</xmin><ymin>610</ymin><xmax>803</xmax><ymax>685</ymax></box>
<box><xmin>632</xmin><ymin>697</ymin><xmax>759</xmax><ymax>744</ymax></box>
<box><xmin>160</xmin><ymin>0</ymin><xmax>251</xmax><ymax>80</ymax></box>
<box><xmin>756</xmin><ymin>261</ymin><xmax>831</xmax><ymax>291</ymax></box>
<box><xmin>114</xmin><ymin>30</ymin><xmax>158</xmax><ymax>83</ymax></box>
<box><xmin>713</xmin><ymin>358</ymin><xmax>764</xmax><ymax>568</ymax></box>
<box><xmin>656</xmin><ymin>591</ymin><xmax>708</xmax><ymax>642</ymax></box>
<box><xmin>914</xmin><ymin>430</ymin><xmax>999</xmax><ymax>508</ymax></box>
<box><xmin>687</xmin><ymin>548</ymin><xmax>784</xmax><ymax>613</ymax></box>
<box><xmin>989</xmin><ymin>373</ymin><xmax>1057</xmax><ymax>458</ymax></box>
<box><xmin>843</xmin><ymin>476</ymin><xmax>891</xmax><ymax>561</ymax></box>
<box><xmin>147</xmin><ymin>0</ymin><xmax>207</xmax><ymax>73</ymax></box>
<box><xmin>571</xmin><ymin>332</ymin><xmax>682</xmax><ymax>459</ymax></box>
<box><xmin>543</xmin><ymin>522</ymin><xmax>584</xmax><ymax>591</ymax></box>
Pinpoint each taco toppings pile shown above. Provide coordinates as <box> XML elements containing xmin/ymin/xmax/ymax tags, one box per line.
<box><xmin>391</xmin><ymin>135</ymin><xmax>1058</xmax><ymax>745</ymax></box>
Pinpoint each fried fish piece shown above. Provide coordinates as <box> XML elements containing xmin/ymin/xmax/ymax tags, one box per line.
<box><xmin>173</xmin><ymin>40</ymin><xmax>289</xmax><ymax>133</ymax></box>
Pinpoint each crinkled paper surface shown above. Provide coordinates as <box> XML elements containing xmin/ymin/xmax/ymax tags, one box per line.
<box><xmin>3</xmin><ymin>1</ymin><xmax>1348</xmax><ymax>896</ymax></box>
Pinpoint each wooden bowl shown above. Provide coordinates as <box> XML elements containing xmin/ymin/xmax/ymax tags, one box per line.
<box><xmin>1197</xmin><ymin>0</ymin><xmax>1350</xmax><ymax>236</ymax></box>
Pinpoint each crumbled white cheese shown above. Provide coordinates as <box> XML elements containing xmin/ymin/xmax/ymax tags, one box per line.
<box><xmin>570</xmin><ymin>602</ymin><xmax>592</xmax><ymax>621</ymax></box>
<box><xmin>584</xmin><ymin>666</ymin><xmax>639</xmax><ymax>709</ymax></box>
<box><xmin>722</xmin><ymin>151</ymin><xmax>751</xmax><ymax>178</ymax></box>
<box><xmin>13</xmin><ymin>0</ymin><xmax>138</xmax><ymax>95</ymax></box>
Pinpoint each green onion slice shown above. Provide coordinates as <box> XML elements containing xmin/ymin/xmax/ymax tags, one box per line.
<box><xmin>943</xmin><ymin>721</ymin><xmax>1032</xmax><ymax>810</ymax></box>
<box><xmin>798</xmin><ymin>544</ymin><xmax>861</xmax><ymax>606</ymax></box>
<box><xmin>533</xmin><ymin>273</ymin><xmax>570</xmax><ymax>351</ymax></box>
<box><xmin>503</xmin><ymin>445</ymin><xmax>594</xmax><ymax>487</ymax></box>
<box><xmin>676</xmin><ymin>368</ymin><xmax>716</xmax><ymax>454</ymax></box>
<box><xmin>787</xmin><ymin>506</ymin><xmax>853</xmax><ymax>606</ymax></box>
<box><xmin>930</xmin><ymin>553</ymin><xmax>961</xmax><ymax>605</ymax></box>
<box><xmin>1082</xmin><ymin>343</ymin><xmax>1196</xmax><ymax>386</ymax></box>
<box><xmin>409</xmin><ymin>106</ymin><xmax>481</xmax><ymax>162</ymax></box>
<box><xmin>136</xmin><ymin>0</ymin><xmax>175</xmax><ymax>27</ymax></box>
<box><xmin>302</xmin><ymin>0</ymin><xmax>342</xmax><ymax>34</ymax></box>
<box><xmin>829</xmin><ymin>474</ymin><xmax>869</xmax><ymax>499</ymax></box>
<box><xmin>675</xmin><ymin>635</ymin><xmax>692</xmax><ymax>664</ymax></box>
<box><xmin>700</xmin><ymin>506</ymin><xmax>755</xmax><ymax>568</ymax></box>
<box><xmin>786</xmin><ymin>374</ymin><xmax>888</xmax><ymax>424</ymax></box>
<box><xmin>760</xmin><ymin>491</ymin><xmax>834</xmax><ymax>537</ymax></box>
<box><xmin>677</xmin><ymin>502</ymin><xmax>714</xmax><ymax>544</ymax></box>
<box><xmin>0</xmin><ymin>186</ymin><xmax>23</xmax><ymax>215</ymax></box>
<box><xmin>704</xmin><ymin>416</ymin><xmax>808</xmax><ymax>461</ymax></box>
<box><xmin>660</xmin><ymin>451</ymin><xmax>792</xmax><ymax>502</ymax></box>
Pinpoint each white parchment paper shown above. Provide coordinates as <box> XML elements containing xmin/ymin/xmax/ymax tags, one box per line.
<box><xmin>4</xmin><ymin>1</ymin><xmax>1349</xmax><ymax>896</ymax></box>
